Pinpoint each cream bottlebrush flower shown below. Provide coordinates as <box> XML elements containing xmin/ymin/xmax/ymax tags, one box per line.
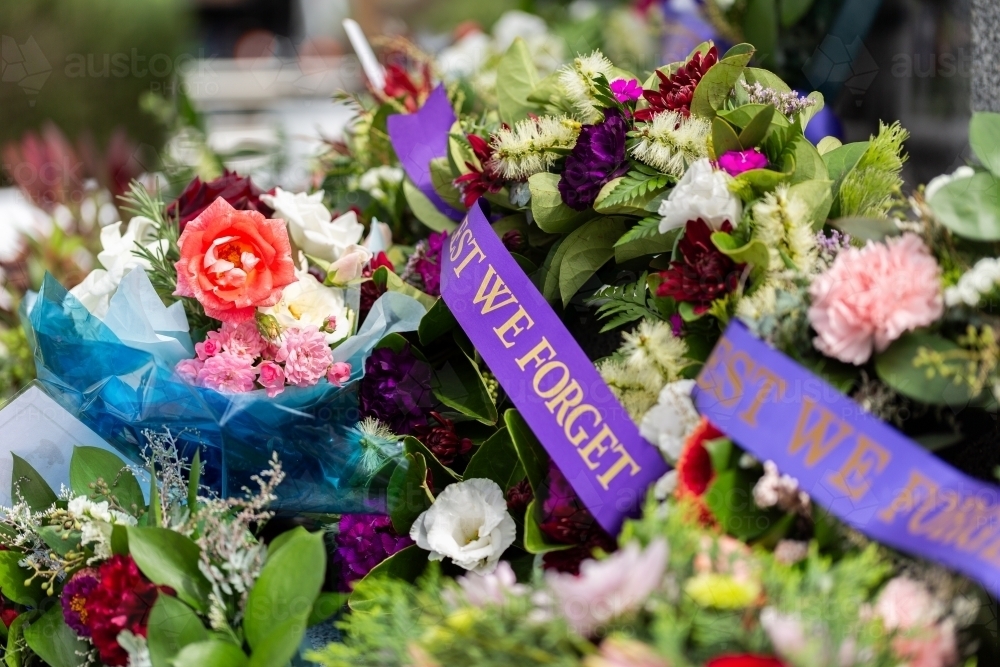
<box><xmin>629</xmin><ymin>111</ymin><xmax>711</xmax><ymax>177</ymax></box>
<box><xmin>410</xmin><ymin>478</ymin><xmax>516</xmax><ymax>575</ymax></box>
<box><xmin>260</xmin><ymin>188</ymin><xmax>364</xmax><ymax>264</ymax></box>
<box><xmin>259</xmin><ymin>259</ymin><xmax>352</xmax><ymax>345</ymax></box>
<box><xmin>70</xmin><ymin>216</ymin><xmax>166</xmax><ymax>318</ymax></box>
<box><xmin>598</xmin><ymin>357</ymin><xmax>664</xmax><ymax>421</ymax></box>
<box><xmin>558</xmin><ymin>50</ymin><xmax>616</xmax><ymax>123</ymax></box>
<box><xmin>489</xmin><ymin>116</ymin><xmax>582</xmax><ymax>180</ymax></box>
<box><xmin>751</xmin><ymin>184</ymin><xmax>819</xmax><ymax>274</ymax></box>
<box><xmin>620</xmin><ymin>319</ymin><xmax>689</xmax><ymax>381</ymax></box>
<box><xmin>639</xmin><ymin>379</ymin><xmax>700</xmax><ymax>462</ymax></box>
<box><xmin>658</xmin><ymin>158</ymin><xmax>743</xmax><ymax>233</ymax></box>
<box><xmin>546</xmin><ymin>539</ymin><xmax>668</xmax><ymax>636</ymax></box>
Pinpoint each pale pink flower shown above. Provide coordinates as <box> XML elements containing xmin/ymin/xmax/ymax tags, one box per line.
<box><xmin>546</xmin><ymin>539</ymin><xmax>668</xmax><ymax>636</ymax></box>
<box><xmin>693</xmin><ymin>535</ymin><xmax>755</xmax><ymax>583</ymax></box>
<box><xmin>808</xmin><ymin>233</ymin><xmax>943</xmax><ymax>365</ymax></box>
<box><xmin>874</xmin><ymin>577</ymin><xmax>940</xmax><ymax>631</ymax></box>
<box><xmin>217</xmin><ymin>320</ymin><xmax>266</xmax><ymax>358</ymax></box>
<box><xmin>175</xmin><ymin>358</ymin><xmax>204</xmax><ymax>384</ymax></box>
<box><xmin>892</xmin><ymin>618</ymin><xmax>958</xmax><ymax>667</ymax></box>
<box><xmin>257</xmin><ymin>360</ymin><xmax>286</xmax><ymax>398</ymax></box>
<box><xmin>195</xmin><ymin>334</ymin><xmax>222</xmax><ymax>360</ymax></box>
<box><xmin>196</xmin><ymin>351</ymin><xmax>257</xmax><ymax>393</ymax></box>
<box><xmin>455</xmin><ymin>561</ymin><xmax>528</xmax><ymax>608</ymax></box>
<box><xmin>760</xmin><ymin>608</ymin><xmax>809</xmax><ymax>660</ymax></box>
<box><xmin>327</xmin><ymin>361</ymin><xmax>352</xmax><ymax>386</ymax></box>
<box><xmin>584</xmin><ymin>637</ymin><xmax>670</xmax><ymax>667</ymax></box>
<box><xmin>276</xmin><ymin>325</ymin><xmax>333</xmax><ymax>387</ymax></box>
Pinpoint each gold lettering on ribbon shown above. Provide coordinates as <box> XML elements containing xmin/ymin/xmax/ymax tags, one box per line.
<box><xmin>787</xmin><ymin>397</ymin><xmax>854</xmax><ymax>467</ymax></box>
<box><xmin>827</xmin><ymin>435</ymin><xmax>891</xmax><ymax>501</ymax></box>
<box><xmin>474</xmin><ymin>265</ymin><xmax>518</xmax><ymax>314</ymax></box>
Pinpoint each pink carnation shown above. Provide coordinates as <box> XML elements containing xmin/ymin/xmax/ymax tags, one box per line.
<box><xmin>217</xmin><ymin>320</ymin><xmax>266</xmax><ymax>358</ymax></box>
<box><xmin>175</xmin><ymin>358</ymin><xmax>204</xmax><ymax>383</ymax></box>
<box><xmin>808</xmin><ymin>233</ymin><xmax>943</xmax><ymax>365</ymax></box>
<box><xmin>327</xmin><ymin>361</ymin><xmax>352</xmax><ymax>387</ymax></box>
<box><xmin>276</xmin><ymin>326</ymin><xmax>333</xmax><ymax>387</ymax></box>
<box><xmin>257</xmin><ymin>360</ymin><xmax>286</xmax><ymax>398</ymax></box>
<box><xmin>196</xmin><ymin>351</ymin><xmax>258</xmax><ymax>393</ymax></box>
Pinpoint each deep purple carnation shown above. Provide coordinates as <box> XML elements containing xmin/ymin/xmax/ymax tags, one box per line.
<box><xmin>334</xmin><ymin>514</ymin><xmax>414</xmax><ymax>591</ymax></box>
<box><xmin>537</xmin><ymin>461</ymin><xmax>616</xmax><ymax>573</ymax></box>
<box><xmin>558</xmin><ymin>110</ymin><xmax>630</xmax><ymax>211</ymax></box>
<box><xmin>359</xmin><ymin>345</ymin><xmax>435</xmax><ymax>434</ymax></box>
<box><xmin>61</xmin><ymin>568</ymin><xmax>100</xmax><ymax>637</ymax></box>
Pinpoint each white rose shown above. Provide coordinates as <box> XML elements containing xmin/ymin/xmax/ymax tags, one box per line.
<box><xmin>70</xmin><ymin>216</ymin><xmax>164</xmax><ymax>318</ymax></box>
<box><xmin>260</xmin><ymin>261</ymin><xmax>352</xmax><ymax>345</ymax></box>
<box><xmin>410</xmin><ymin>478</ymin><xmax>517</xmax><ymax>574</ymax></box>
<box><xmin>639</xmin><ymin>379</ymin><xmax>700</xmax><ymax>462</ymax></box>
<box><xmin>327</xmin><ymin>244</ymin><xmax>373</xmax><ymax>285</ymax></box>
<box><xmin>261</xmin><ymin>188</ymin><xmax>364</xmax><ymax>263</ymax></box>
<box><xmin>658</xmin><ymin>158</ymin><xmax>743</xmax><ymax>233</ymax></box>
<box><xmin>925</xmin><ymin>165</ymin><xmax>975</xmax><ymax>202</ymax></box>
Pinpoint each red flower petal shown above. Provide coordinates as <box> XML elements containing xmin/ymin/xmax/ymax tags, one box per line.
<box><xmin>676</xmin><ymin>416</ymin><xmax>724</xmax><ymax>524</ymax></box>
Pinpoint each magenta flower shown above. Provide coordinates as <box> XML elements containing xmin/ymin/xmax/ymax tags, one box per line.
<box><xmin>275</xmin><ymin>325</ymin><xmax>333</xmax><ymax>387</ymax></box>
<box><xmin>196</xmin><ymin>351</ymin><xmax>258</xmax><ymax>393</ymax></box>
<box><xmin>610</xmin><ymin>78</ymin><xmax>643</xmax><ymax>103</ymax></box>
<box><xmin>333</xmin><ymin>514</ymin><xmax>413</xmax><ymax>591</ymax></box>
<box><xmin>216</xmin><ymin>320</ymin><xmax>266</xmax><ymax>358</ymax></box>
<box><xmin>61</xmin><ymin>569</ymin><xmax>99</xmax><ymax>637</ymax></box>
<box><xmin>717</xmin><ymin>149</ymin><xmax>768</xmax><ymax>176</ymax></box>
<box><xmin>257</xmin><ymin>360</ymin><xmax>285</xmax><ymax>398</ymax></box>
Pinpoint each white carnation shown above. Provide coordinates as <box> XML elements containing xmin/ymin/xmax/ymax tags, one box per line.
<box><xmin>410</xmin><ymin>478</ymin><xmax>516</xmax><ymax>575</ymax></box>
<box><xmin>658</xmin><ymin>158</ymin><xmax>743</xmax><ymax>233</ymax></box>
<box><xmin>639</xmin><ymin>379</ymin><xmax>700</xmax><ymax>462</ymax></box>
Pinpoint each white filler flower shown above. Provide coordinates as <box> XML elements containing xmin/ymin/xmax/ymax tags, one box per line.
<box><xmin>410</xmin><ymin>478</ymin><xmax>517</xmax><ymax>575</ymax></box>
<box><xmin>658</xmin><ymin>158</ymin><xmax>743</xmax><ymax>233</ymax></box>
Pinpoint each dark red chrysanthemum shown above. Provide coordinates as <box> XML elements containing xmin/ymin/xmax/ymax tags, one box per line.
<box><xmin>454</xmin><ymin>134</ymin><xmax>505</xmax><ymax>208</ymax></box>
<box><xmin>359</xmin><ymin>251</ymin><xmax>395</xmax><ymax>319</ymax></box>
<box><xmin>676</xmin><ymin>416</ymin><xmax>724</xmax><ymax>525</ymax></box>
<box><xmin>634</xmin><ymin>46</ymin><xmax>718</xmax><ymax>121</ymax></box>
<box><xmin>167</xmin><ymin>170</ymin><xmax>273</xmax><ymax>230</ymax></box>
<box><xmin>506</xmin><ymin>478</ymin><xmax>534</xmax><ymax>513</ymax></box>
<box><xmin>413</xmin><ymin>412</ymin><xmax>474</xmax><ymax>467</ymax></box>
<box><xmin>706</xmin><ymin>655</ymin><xmax>788</xmax><ymax>667</ymax></box>
<box><xmin>657</xmin><ymin>219</ymin><xmax>744</xmax><ymax>313</ymax></box>
<box><xmin>83</xmin><ymin>556</ymin><xmax>171</xmax><ymax>666</ymax></box>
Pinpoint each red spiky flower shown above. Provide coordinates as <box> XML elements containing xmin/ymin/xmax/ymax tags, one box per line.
<box><xmin>453</xmin><ymin>134</ymin><xmax>505</xmax><ymax>208</ymax></box>
<box><xmin>635</xmin><ymin>45</ymin><xmax>718</xmax><ymax>121</ymax></box>
<box><xmin>379</xmin><ymin>62</ymin><xmax>434</xmax><ymax>113</ymax></box>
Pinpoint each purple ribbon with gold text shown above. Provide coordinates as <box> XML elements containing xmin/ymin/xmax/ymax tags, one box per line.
<box><xmin>440</xmin><ymin>202</ymin><xmax>669</xmax><ymax>534</ymax></box>
<box><xmin>695</xmin><ymin>321</ymin><xmax>1000</xmax><ymax>597</ymax></box>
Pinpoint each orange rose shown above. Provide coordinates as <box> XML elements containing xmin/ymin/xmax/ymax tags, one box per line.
<box><xmin>174</xmin><ymin>197</ymin><xmax>296</xmax><ymax>323</ymax></box>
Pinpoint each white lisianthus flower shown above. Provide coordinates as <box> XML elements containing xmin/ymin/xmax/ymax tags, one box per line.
<box><xmin>925</xmin><ymin>165</ymin><xmax>975</xmax><ymax>202</ymax></box>
<box><xmin>410</xmin><ymin>478</ymin><xmax>517</xmax><ymax>574</ymax></box>
<box><xmin>327</xmin><ymin>244</ymin><xmax>374</xmax><ymax>285</ymax></box>
<box><xmin>70</xmin><ymin>216</ymin><xmax>164</xmax><ymax>318</ymax></box>
<box><xmin>261</xmin><ymin>188</ymin><xmax>364</xmax><ymax>264</ymax></box>
<box><xmin>657</xmin><ymin>158</ymin><xmax>743</xmax><ymax>233</ymax></box>
<box><xmin>260</xmin><ymin>258</ymin><xmax>352</xmax><ymax>345</ymax></box>
<box><xmin>639</xmin><ymin>379</ymin><xmax>700</xmax><ymax>462</ymax></box>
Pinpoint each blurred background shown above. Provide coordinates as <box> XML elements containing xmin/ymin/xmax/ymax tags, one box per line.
<box><xmin>0</xmin><ymin>0</ymin><xmax>979</xmax><ymax>399</ymax></box>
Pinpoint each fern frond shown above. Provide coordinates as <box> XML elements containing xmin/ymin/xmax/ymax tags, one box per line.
<box><xmin>600</xmin><ymin>167</ymin><xmax>671</xmax><ymax>209</ymax></box>
<box><xmin>587</xmin><ymin>272</ymin><xmax>659</xmax><ymax>332</ymax></box>
<box><xmin>615</xmin><ymin>216</ymin><xmax>663</xmax><ymax>247</ymax></box>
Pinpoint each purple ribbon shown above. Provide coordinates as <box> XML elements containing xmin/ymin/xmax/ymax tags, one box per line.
<box><xmin>440</xmin><ymin>202</ymin><xmax>669</xmax><ymax>534</ymax></box>
<box><xmin>695</xmin><ymin>321</ymin><xmax>1000</xmax><ymax>598</ymax></box>
<box><xmin>387</xmin><ymin>85</ymin><xmax>464</xmax><ymax>221</ymax></box>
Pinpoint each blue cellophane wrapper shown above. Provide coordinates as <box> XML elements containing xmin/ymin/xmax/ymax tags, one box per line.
<box><xmin>23</xmin><ymin>272</ymin><xmax>425</xmax><ymax>514</ymax></box>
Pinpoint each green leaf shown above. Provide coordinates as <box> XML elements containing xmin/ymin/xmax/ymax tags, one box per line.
<box><xmin>705</xmin><ymin>437</ymin><xmax>734</xmax><ymax>474</ymax></box>
<box><xmin>823</xmin><ymin>141</ymin><xmax>868</xmax><ymax>216</ymax></box>
<box><xmin>349</xmin><ymin>545</ymin><xmax>429</xmax><ymax>612</ymax></box>
<box><xmin>402</xmin><ymin>178</ymin><xmax>458</xmax><ymax>233</ymax></box>
<box><xmin>711</xmin><ymin>232</ymin><xmax>769</xmax><ymax>282</ymax></box>
<box><xmin>588</xmin><ymin>271</ymin><xmax>659</xmax><ymax>333</ymax></box>
<box><xmin>593</xmin><ymin>169</ymin><xmax>671</xmax><ymax>214</ymax></box>
<box><xmin>798</xmin><ymin>91</ymin><xmax>825</xmax><ymax>130</ymax></box>
<box><xmin>463</xmin><ymin>428</ymin><xmax>525</xmax><ymax>492</ymax></box>
<box><xmin>614</xmin><ymin>216</ymin><xmax>664</xmax><ymax>248</ymax></box>
<box><xmin>171</xmin><ymin>641</ymin><xmax>248</xmax><ymax>667</ymax></box>
<box><xmin>371</xmin><ymin>266</ymin><xmax>436</xmax><ymax>310</ymax></box>
<box><xmin>558</xmin><ymin>218</ymin><xmax>627</xmax><ymax>307</ymax></box>
<box><xmin>429</xmin><ymin>156</ymin><xmax>466</xmax><ymax>212</ymax></box>
<box><xmin>742</xmin><ymin>67</ymin><xmax>792</xmax><ymax>94</ymax></box>
<box><xmin>614</xmin><ymin>227</ymin><xmax>676</xmax><ymax>263</ymax></box>
<box><xmin>432</xmin><ymin>349</ymin><xmax>498</xmax><ymax>425</ymax></box>
<box><xmin>5</xmin><ymin>611</ymin><xmax>32</xmax><ymax>667</ymax></box>
<box><xmin>787</xmin><ymin>179</ymin><xmax>833</xmax><ymax>229</ymax></box>
<box><xmin>540</xmin><ymin>236</ymin><xmax>570</xmax><ymax>302</ymax></box>
<box><xmin>418</xmin><ymin>298</ymin><xmax>457</xmax><ymax>345</ymax></box>
<box><xmin>10</xmin><ymin>454</ymin><xmax>57</xmax><ymax>512</ymax></box>
<box><xmin>308</xmin><ymin>592</ymin><xmax>348</xmax><ymax>627</ymax></box>
<box><xmin>780</xmin><ymin>0</ymin><xmax>814</xmax><ymax>27</ymax></box>
<box><xmin>712</xmin><ymin>117</ymin><xmax>743</xmax><ymax>156</ymax></box>
<box><xmin>37</xmin><ymin>526</ymin><xmax>81</xmax><ymax>558</ymax></box>
<box><xmin>404</xmin><ymin>436</ymin><xmax>461</xmax><ymax>486</ymax></box>
<box><xmin>705</xmin><ymin>469</ymin><xmax>780</xmax><ymax>540</ymax></box>
<box><xmin>70</xmin><ymin>446</ymin><xmax>145</xmax><ymax>513</ymax></box>
<box><xmin>187</xmin><ymin>449</ymin><xmax>201</xmax><ymax>515</ymax></box>
<box><xmin>523</xmin><ymin>499</ymin><xmax>573</xmax><ymax>554</ymax></box>
<box><xmin>929</xmin><ymin>171</ymin><xmax>1000</xmax><ymax>241</ymax></box>
<box><xmin>737</xmin><ymin>104</ymin><xmax>775</xmax><ymax>148</ymax></box>
<box><xmin>0</xmin><ymin>551</ymin><xmax>43</xmax><ymax>606</ymax></box>
<box><xmin>529</xmin><ymin>173</ymin><xmax>589</xmax><ymax>233</ymax></box>
<box><xmin>732</xmin><ymin>168</ymin><xmax>788</xmax><ymax>194</ymax></box>
<box><xmin>244</xmin><ymin>527</ymin><xmax>325</xmax><ymax>651</ymax></box>
<box><xmin>387</xmin><ymin>452</ymin><xmax>433</xmax><ymax>535</ymax></box>
<box><xmin>497</xmin><ymin>37</ymin><xmax>541</xmax><ymax>124</ymax></box>
<box><xmin>23</xmin><ymin>606</ymin><xmax>88</xmax><ymax>667</ymax></box>
<box><xmin>723</xmin><ymin>43</ymin><xmax>756</xmax><ymax>59</ymax></box>
<box><xmin>247</xmin><ymin>616</ymin><xmax>306</xmax><ymax>667</ymax></box>
<box><xmin>448</xmin><ymin>123</ymin><xmax>477</xmax><ymax>176</ymax></box>
<box><xmin>505</xmin><ymin>410</ymin><xmax>548</xmax><ymax>496</ymax></box>
<box><xmin>147</xmin><ymin>595</ymin><xmax>209</xmax><ymax>667</ymax></box>
<box><xmin>875</xmin><ymin>333</ymin><xmax>982</xmax><ymax>407</ymax></box>
<box><xmin>128</xmin><ymin>526</ymin><xmax>212</xmax><ymax>612</ymax></box>
<box><xmin>970</xmin><ymin>111</ymin><xmax>1000</xmax><ymax>177</ymax></box>
<box><xmin>718</xmin><ymin>104</ymin><xmax>790</xmax><ymax>130</ymax></box>
<box><xmin>787</xmin><ymin>135</ymin><xmax>827</xmax><ymax>184</ymax></box>
<box><xmin>690</xmin><ymin>49</ymin><xmax>755</xmax><ymax>118</ymax></box>
<box><xmin>744</xmin><ymin>0</ymin><xmax>778</xmax><ymax>69</ymax></box>
<box><xmin>829</xmin><ymin>216</ymin><xmax>901</xmax><ymax>242</ymax></box>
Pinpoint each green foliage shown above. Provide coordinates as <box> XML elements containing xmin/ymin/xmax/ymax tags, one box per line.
<box><xmin>875</xmin><ymin>332</ymin><xmax>984</xmax><ymax>406</ymax></box>
<box><xmin>403</xmin><ymin>179</ymin><xmax>459</xmax><ymax>233</ymax></box>
<box><xmin>496</xmin><ymin>38</ymin><xmax>541</xmax><ymax>124</ymax></box>
<box><xmin>146</xmin><ymin>595</ymin><xmax>209</xmax><ymax>667</ymax></box>
<box><xmin>969</xmin><ymin>111</ymin><xmax>1000</xmax><ymax>177</ymax></box>
<box><xmin>528</xmin><ymin>173</ymin><xmax>589</xmax><ymax>234</ymax></box>
<box><xmin>127</xmin><ymin>526</ymin><xmax>211</xmax><ymax>612</ymax></box>
<box><xmin>463</xmin><ymin>428</ymin><xmax>525</xmax><ymax>493</ymax></box>
<box><xmin>10</xmin><ymin>454</ymin><xmax>57</xmax><ymax>512</ymax></box>
<box><xmin>929</xmin><ymin>171</ymin><xmax>1000</xmax><ymax>242</ymax></box>
<box><xmin>555</xmin><ymin>217</ymin><xmax>628</xmax><ymax>307</ymax></box>
<box><xmin>70</xmin><ymin>446</ymin><xmax>145</xmax><ymax>513</ymax></box>
<box><xmin>0</xmin><ymin>327</ymin><xmax>35</xmax><ymax>402</ymax></box>
<box><xmin>690</xmin><ymin>47</ymin><xmax>755</xmax><ymax>118</ymax></box>
<box><xmin>588</xmin><ymin>271</ymin><xmax>660</xmax><ymax>332</ymax></box>
<box><xmin>22</xmin><ymin>606</ymin><xmax>88</xmax><ymax>667</ymax></box>
<box><xmin>836</xmin><ymin>122</ymin><xmax>908</xmax><ymax>219</ymax></box>
<box><xmin>596</xmin><ymin>163</ymin><xmax>672</xmax><ymax>210</ymax></box>
<box><xmin>387</xmin><ymin>452</ymin><xmax>433</xmax><ymax>534</ymax></box>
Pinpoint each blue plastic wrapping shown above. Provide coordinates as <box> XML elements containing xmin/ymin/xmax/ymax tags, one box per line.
<box><xmin>23</xmin><ymin>270</ymin><xmax>425</xmax><ymax>514</ymax></box>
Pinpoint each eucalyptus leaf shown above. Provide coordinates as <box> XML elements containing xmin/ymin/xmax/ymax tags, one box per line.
<box><xmin>497</xmin><ymin>37</ymin><xmax>541</xmax><ymax>123</ymax></box>
<box><xmin>969</xmin><ymin>111</ymin><xmax>1000</xmax><ymax>177</ymax></box>
<box><xmin>127</xmin><ymin>526</ymin><xmax>211</xmax><ymax>612</ymax></box>
<box><xmin>742</xmin><ymin>67</ymin><xmax>792</xmax><ymax>93</ymax></box>
<box><xmin>529</xmin><ymin>173</ymin><xmax>589</xmax><ymax>233</ymax></box>
<box><xmin>875</xmin><ymin>333</ymin><xmax>982</xmax><ymax>407</ymax></box>
<box><xmin>929</xmin><ymin>171</ymin><xmax>1000</xmax><ymax>241</ymax></box>
<box><xmin>829</xmin><ymin>216</ymin><xmax>901</xmax><ymax>242</ymax></box>
<box><xmin>558</xmin><ymin>218</ymin><xmax>627</xmax><ymax>307</ymax></box>
<box><xmin>787</xmin><ymin>135</ymin><xmax>828</xmax><ymax>183</ymax></box>
<box><xmin>690</xmin><ymin>49</ymin><xmax>755</xmax><ymax>118</ymax></box>
<box><xmin>402</xmin><ymin>178</ymin><xmax>458</xmax><ymax>233</ymax></box>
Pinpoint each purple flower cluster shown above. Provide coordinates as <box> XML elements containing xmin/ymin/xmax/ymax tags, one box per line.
<box><xmin>559</xmin><ymin>110</ymin><xmax>630</xmax><ymax>211</ymax></box>
<box><xmin>334</xmin><ymin>514</ymin><xmax>413</xmax><ymax>591</ymax></box>
<box><xmin>403</xmin><ymin>231</ymin><xmax>447</xmax><ymax>296</ymax></box>
<box><xmin>359</xmin><ymin>344</ymin><xmax>435</xmax><ymax>434</ymax></box>
<box><xmin>60</xmin><ymin>569</ymin><xmax>99</xmax><ymax>637</ymax></box>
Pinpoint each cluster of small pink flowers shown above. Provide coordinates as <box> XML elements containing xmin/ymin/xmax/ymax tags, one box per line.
<box><xmin>175</xmin><ymin>320</ymin><xmax>351</xmax><ymax>397</ymax></box>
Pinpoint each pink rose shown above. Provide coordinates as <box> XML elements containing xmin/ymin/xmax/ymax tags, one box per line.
<box><xmin>257</xmin><ymin>360</ymin><xmax>286</xmax><ymax>398</ymax></box>
<box><xmin>327</xmin><ymin>361</ymin><xmax>352</xmax><ymax>386</ymax></box>
<box><xmin>217</xmin><ymin>320</ymin><xmax>266</xmax><ymax>358</ymax></box>
<box><xmin>195</xmin><ymin>336</ymin><xmax>221</xmax><ymax>360</ymax></box>
<box><xmin>196</xmin><ymin>351</ymin><xmax>257</xmax><ymax>393</ymax></box>
<box><xmin>175</xmin><ymin>358</ymin><xmax>204</xmax><ymax>383</ymax></box>
<box><xmin>275</xmin><ymin>326</ymin><xmax>333</xmax><ymax>387</ymax></box>
<box><xmin>174</xmin><ymin>197</ymin><xmax>297</xmax><ymax>324</ymax></box>
<box><xmin>808</xmin><ymin>233</ymin><xmax>943</xmax><ymax>365</ymax></box>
